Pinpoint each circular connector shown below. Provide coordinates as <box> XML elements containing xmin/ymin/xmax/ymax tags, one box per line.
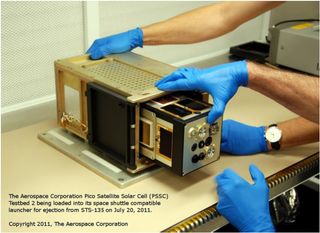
<box><xmin>206</xmin><ymin>145</ymin><xmax>215</xmax><ymax>158</ymax></box>
<box><xmin>191</xmin><ymin>143</ymin><xmax>197</xmax><ymax>151</ymax></box>
<box><xmin>199</xmin><ymin>140</ymin><xmax>205</xmax><ymax>149</ymax></box>
<box><xmin>188</xmin><ymin>127</ymin><xmax>197</xmax><ymax>138</ymax></box>
<box><xmin>197</xmin><ymin>125</ymin><xmax>207</xmax><ymax>139</ymax></box>
<box><xmin>199</xmin><ymin>152</ymin><xmax>205</xmax><ymax>160</ymax></box>
<box><xmin>205</xmin><ymin>136</ymin><xmax>212</xmax><ymax>146</ymax></box>
<box><xmin>192</xmin><ymin>154</ymin><xmax>199</xmax><ymax>163</ymax></box>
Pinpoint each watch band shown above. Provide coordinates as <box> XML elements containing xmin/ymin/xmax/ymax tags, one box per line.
<box><xmin>268</xmin><ymin>124</ymin><xmax>281</xmax><ymax>150</ymax></box>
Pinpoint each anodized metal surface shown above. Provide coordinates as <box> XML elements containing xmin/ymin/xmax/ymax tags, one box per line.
<box><xmin>55</xmin><ymin>52</ymin><xmax>177</xmax><ymax>103</ymax></box>
<box><xmin>182</xmin><ymin>116</ymin><xmax>222</xmax><ymax>176</ymax></box>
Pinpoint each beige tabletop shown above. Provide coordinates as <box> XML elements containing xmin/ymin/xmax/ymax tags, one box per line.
<box><xmin>1</xmin><ymin>88</ymin><xmax>318</xmax><ymax>232</ymax></box>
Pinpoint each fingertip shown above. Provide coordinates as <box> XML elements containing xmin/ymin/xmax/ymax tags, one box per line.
<box><xmin>221</xmin><ymin>121</ymin><xmax>229</xmax><ymax>141</ymax></box>
<box><xmin>207</xmin><ymin>110</ymin><xmax>217</xmax><ymax>125</ymax></box>
<box><xmin>155</xmin><ymin>76</ymin><xmax>170</xmax><ymax>87</ymax></box>
<box><xmin>249</xmin><ymin>164</ymin><xmax>265</xmax><ymax>183</ymax></box>
<box><xmin>223</xmin><ymin>168</ymin><xmax>236</xmax><ymax>176</ymax></box>
<box><xmin>220</xmin><ymin>142</ymin><xmax>227</xmax><ymax>152</ymax></box>
<box><xmin>90</xmin><ymin>50</ymin><xmax>102</xmax><ymax>60</ymax></box>
<box><xmin>215</xmin><ymin>169</ymin><xmax>239</xmax><ymax>186</ymax></box>
<box><xmin>86</xmin><ymin>47</ymin><xmax>93</xmax><ymax>54</ymax></box>
<box><xmin>156</xmin><ymin>84</ymin><xmax>164</xmax><ymax>90</ymax></box>
<box><xmin>249</xmin><ymin>164</ymin><xmax>260</xmax><ymax>173</ymax></box>
<box><xmin>216</xmin><ymin>202</ymin><xmax>222</xmax><ymax>212</ymax></box>
<box><xmin>215</xmin><ymin>171</ymin><xmax>227</xmax><ymax>180</ymax></box>
<box><xmin>218</xmin><ymin>168</ymin><xmax>234</xmax><ymax>178</ymax></box>
<box><xmin>154</xmin><ymin>74</ymin><xmax>176</xmax><ymax>87</ymax></box>
<box><xmin>89</xmin><ymin>53</ymin><xmax>96</xmax><ymax>60</ymax></box>
<box><xmin>156</xmin><ymin>83</ymin><xmax>171</xmax><ymax>91</ymax></box>
<box><xmin>214</xmin><ymin>174</ymin><xmax>224</xmax><ymax>185</ymax></box>
<box><xmin>154</xmin><ymin>79</ymin><xmax>164</xmax><ymax>87</ymax></box>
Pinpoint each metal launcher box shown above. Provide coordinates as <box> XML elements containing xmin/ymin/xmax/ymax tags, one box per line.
<box><xmin>53</xmin><ymin>52</ymin><xmax>222</xmax><ymax>176</ymax></box>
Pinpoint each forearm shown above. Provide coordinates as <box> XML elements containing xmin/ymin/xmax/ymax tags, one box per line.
<box><xmin>142</xmin><ymin>2</ymin><xmax>282</xmax><ymax>45</ymax></box>
<box><xmin>266</xmin><ymin>117</ymin><xmax>319</xmax><ymax>150</ymax></box>
<box><xmin>247</xmin><ymin>62</ymin><xmax>319</xmax><ymax>123</ymax></box>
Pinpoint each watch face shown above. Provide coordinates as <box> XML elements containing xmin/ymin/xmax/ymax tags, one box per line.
<box><xmin>266</xmin><ymin>126</ymin><xmax>282</xmax><ymax>143</ymax></box>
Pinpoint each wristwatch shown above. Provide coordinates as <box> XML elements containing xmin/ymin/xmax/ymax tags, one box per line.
<box><xmin>265</xmin><ymin>124</ymin><xmax>282</xmax><ymax>150</ymax></box>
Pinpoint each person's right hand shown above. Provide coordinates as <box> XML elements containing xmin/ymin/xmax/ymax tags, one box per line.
<box><xmin>221</xmin><ymin>119</ymin><xmax>268</xmax><ymax>155</ymax></box>
<box><xmin>86</xmin><ymin>28</ymin><xmax>143</xmax><ymax>60</ymax></box>
<box><xmin>155</xmin><ymin>61</ymin><xmax>248</xmax><ymax>124</ymax></box>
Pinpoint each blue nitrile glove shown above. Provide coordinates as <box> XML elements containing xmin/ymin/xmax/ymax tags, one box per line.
<box><xmin>221</xmin><ymin>119</ymin><xmax>268</xmax><ymax>155</ymax></box>
<box><xmin>155</xmin><ymin>61</ymin><xmax>248</xmax><ymax>124</ymax></box>
<box><xmin>86</xmin><ymin>28</ymin><xmax>143</xmax><ymax>59</ymax></box>
<box><xmin>215</xmin><ymin>164</ymin><xmax>275</xmax><ymax>232</ymax></box>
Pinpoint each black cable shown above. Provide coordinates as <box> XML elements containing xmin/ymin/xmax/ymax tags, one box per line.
<box><xmin>265</xmin><ymin>35</ymin><xmax>271</xmax><ymax>44</ymax></box>
<box><xmin>273</xmin><ymin>19</ymin><xmax>319</xmax><ymax>28</ymax></box>
<box><xmin>265</xmin><ymin>19</ymin><xmax>319</xmax><ymax>44</ymax></box>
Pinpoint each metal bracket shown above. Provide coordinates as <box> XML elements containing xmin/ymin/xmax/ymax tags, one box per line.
<box><xmin>38</xmin><ymin>127</ymin><xmax>162</xmax><ymax>188</ymax></box>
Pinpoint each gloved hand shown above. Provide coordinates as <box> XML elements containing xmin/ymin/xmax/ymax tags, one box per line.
<box><xmin>86</xmin><ymin>28</ymin><xmax>143</xmax><ymax>59</ymax></box>
<box><xmin>215</xmin><ymin>164</ymin><xmax>275</xmax><ymax>232</ymax></box>
<box><xmin>155</xmin><ymin>61</ymin><xmax>248</xmax><ymax>124</ymax></box>
<box><xmin>221</xmin><ymin>119</ymin><xmax>268</xmax><ymax>155</ymax></box>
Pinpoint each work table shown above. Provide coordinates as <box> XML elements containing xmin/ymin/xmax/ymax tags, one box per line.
<box><xmin>2</xmin><ymin>83</ymin><xmax>318</xmax><ymax>232</ymax></box>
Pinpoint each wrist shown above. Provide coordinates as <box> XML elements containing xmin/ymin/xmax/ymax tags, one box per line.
<box><xmin>240</xmin><ymin>213</ymin><xmax>275</xmax><ymax>232</ymax></box>
<box><xmin>234</xmin><ymin>60</ymin><xmax>249</xmax><ymax>87</ymax></box>
<box><xmin>245</xmin><ymin>222</ymin><xmax>275</xmax><ymax>232</ymax></box>
<box><xmin>265</xmin><ymin>124</ymin><xmax>283</xmax><ymax>151</ymax></box>
<box><xmin>258</xmin><ymin>126</ymin><xmax>269</xmax><ymax>152</ymax></box>
<box><xmin>141</xmin><ymin>24</ymin><xmax>164</xmax><ymax>45</ymax></box>
<box><xmin>246</xmin><ymin>60</ymin><xmax>258</xmax><ymax>88</ymax></box>
<box><xmin>247</xmin><ymin>61</ymin><xmax>275</xmax><ymax>90</ymax></box>
<box><xmin>264</xmin><ymin>126</ymin><xmax>272</xmax><ymax>151</ymax></box>
<box><xmin>129</xmin><ymin>28</ymin><xmax>144</xmax><ymax>48</ymax></box>
<box><xmin>252</xmin><ymin>216</ymin><xmax>275</xmax><ymax>232</ymax></box>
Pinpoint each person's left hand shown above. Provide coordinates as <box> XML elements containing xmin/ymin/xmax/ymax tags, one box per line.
<box><xmin>155</xmin><ymin>61</ymin><xmax>248</xmax><ymax>124</ymax></box>
<box><xmin>215</xmin><ymin>165</ymin><xmax>275</xmax><ymax>232</ymax></box>
<box><xmin>86</xmin><ymin>28</ymin><xmax>143</xmax><ymax>59</ymax></box>
<box><xmin>221</xmin><ymin>119</ymin><xmax>268</xmax><ymax>155</ymax></box>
